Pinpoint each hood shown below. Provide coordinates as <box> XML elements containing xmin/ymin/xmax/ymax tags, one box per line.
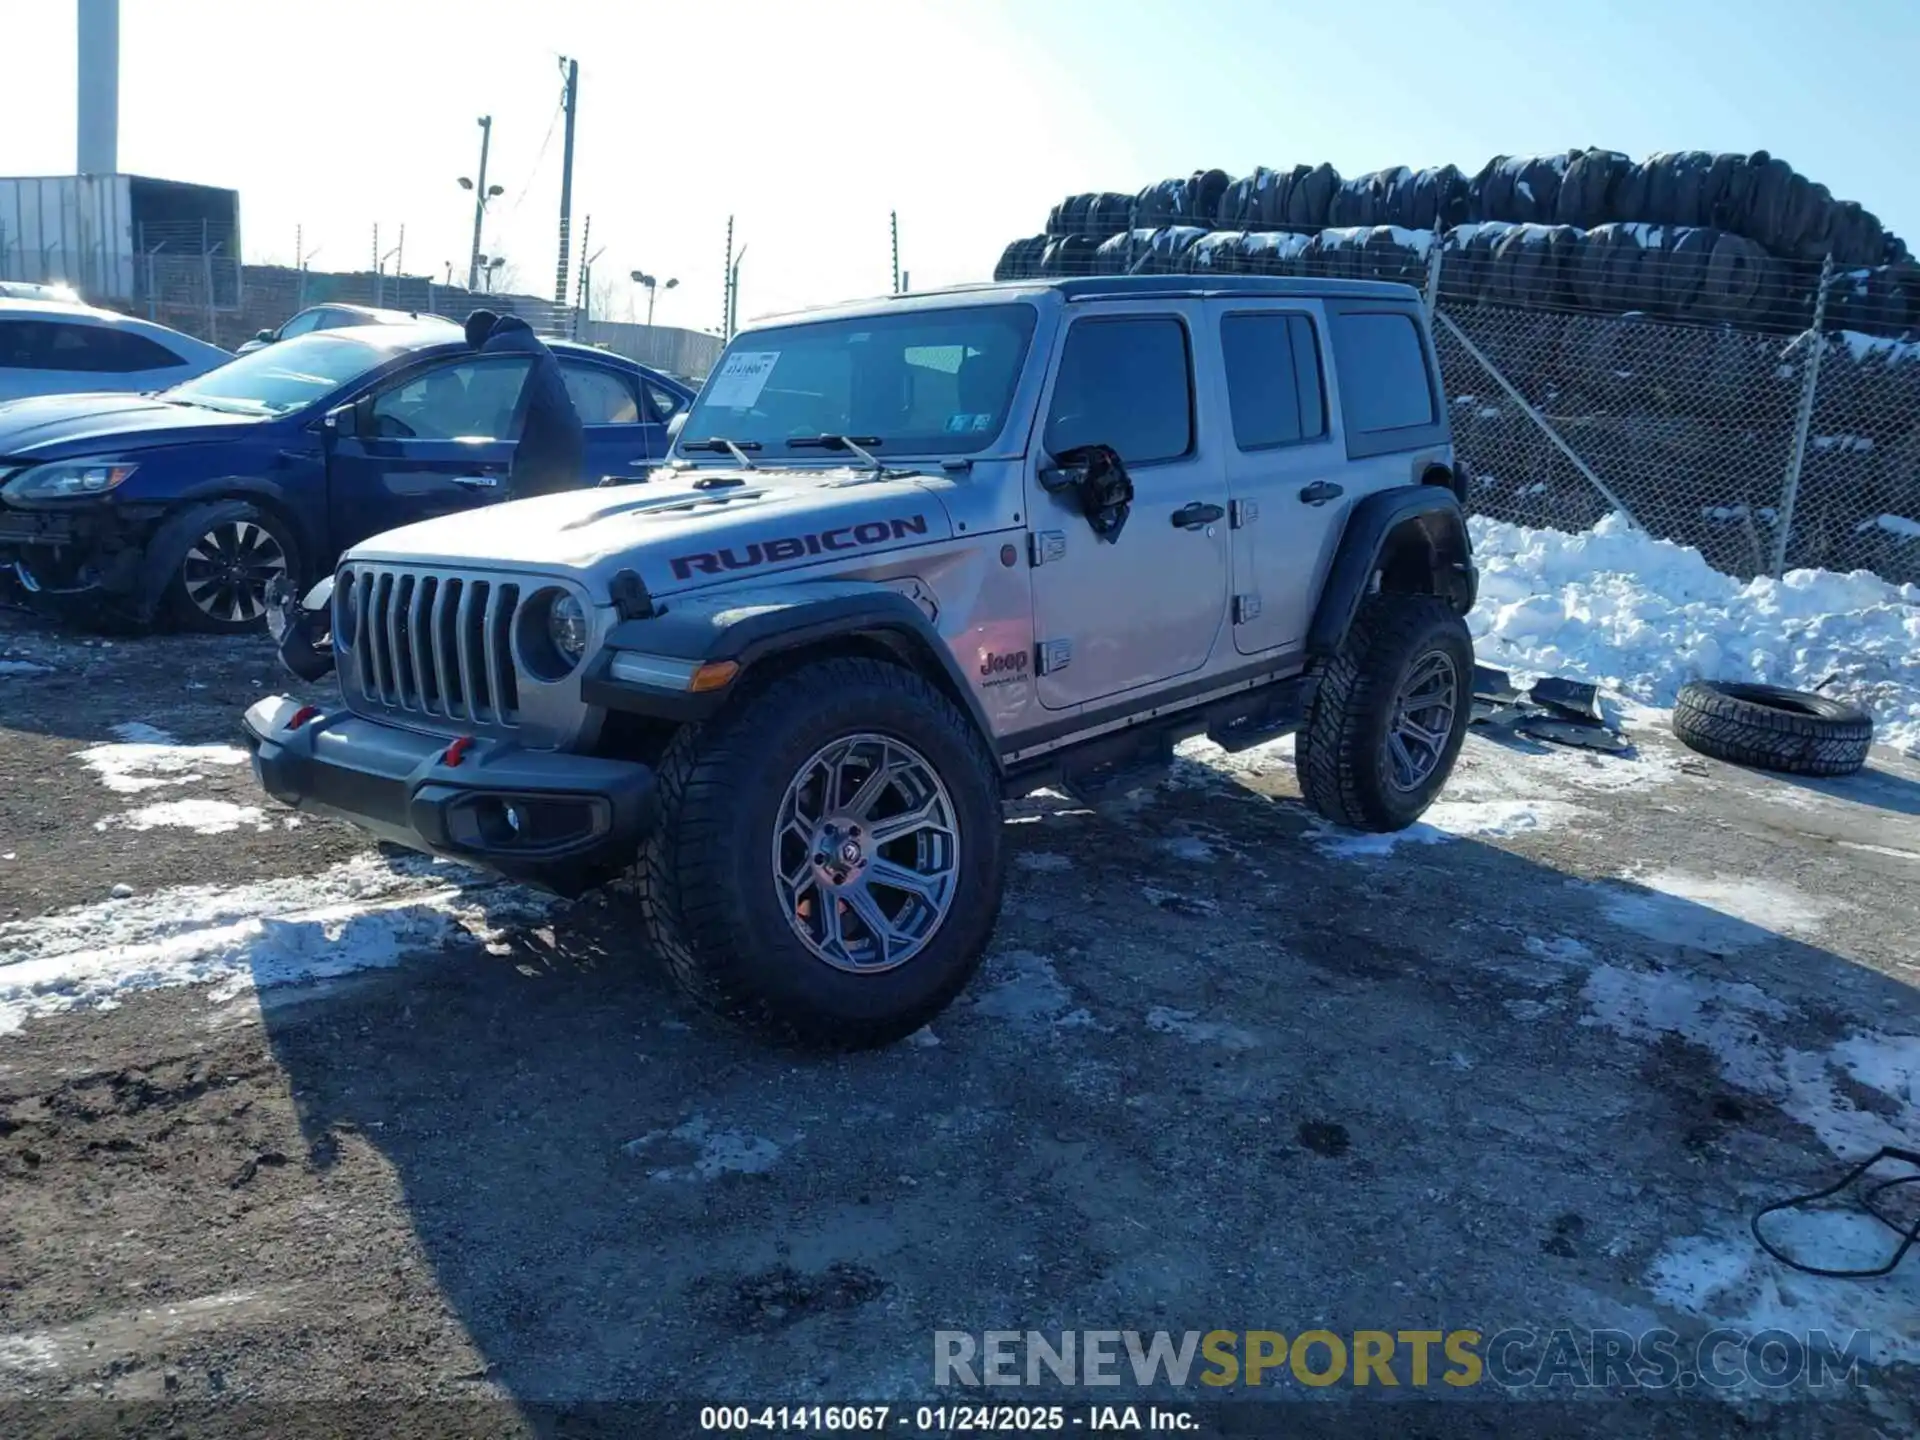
<box><xmin>0</xmin><ymin>392</ymin><xmax>264</xmax><ymax>459</ymax></box>
<box><xmin>346</xmin><ymin>466</ymin><xmax>957</xmax><ymax>600</ymax></box>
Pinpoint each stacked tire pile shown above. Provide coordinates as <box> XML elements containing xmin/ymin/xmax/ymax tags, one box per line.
<box><xmin>995</xmin><ymin>149</ymin><xmax>1917</xmax><ymax>339</ymax></box>
<box><xmin>993</xmin><ymin>149</ymin><xmax>1920</xmax><ymax>583</ymax></box>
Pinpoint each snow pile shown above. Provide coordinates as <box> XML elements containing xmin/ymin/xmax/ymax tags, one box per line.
<box><xmin>0</xmin><ymin>854</ymin><xmax>553</xmax><ymax>1033</ymax></box>
<box><xmin>1468</xmin><ymin>514</ymin><xmax>1920</xmax><ymax>755</ymax></box>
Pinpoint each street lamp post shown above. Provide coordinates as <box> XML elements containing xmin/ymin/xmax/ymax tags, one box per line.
<box><xmin>459</xmin><ymin>115</ymin><xmax>504</xmax><ymax>292</ymax></box>
<box><xmin>477</xmin><ymin>254</ymin><xmax>506</xmax><ymax>294</ymax></box>
<box><xmin>631</xmin><ymin>270</ymin><xmax>679</xmax><ymax>328</ymax></box>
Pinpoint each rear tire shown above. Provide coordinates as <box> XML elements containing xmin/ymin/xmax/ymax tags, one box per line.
<box><xmin>634</xmin><ymin>657</ymin><xmax>1005</xmax><ymax>1048</ymax></box>
<box><xmin>1297</xmin><ymin>594</ymin><xmax>1473</xmax><ymax>831</ymax></box>
<box><xmin>1671</xmin><ymin>680</ymin><xmax>1872</xmax><ymax>777</ymax></box>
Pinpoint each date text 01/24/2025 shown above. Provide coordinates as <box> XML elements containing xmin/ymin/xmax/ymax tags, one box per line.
<box><xmin>699</xmin><ymin>1405</ymin><xmax>1199</xmax><ymax>1432</ymax></box>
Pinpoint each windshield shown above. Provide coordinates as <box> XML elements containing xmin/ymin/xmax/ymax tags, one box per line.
<box><xmin>162</xmin><ymin>332</ymin><xmax>390</xmax><ymax>415</ymax></box>
<box><xmin>680</xmin><ymin>303</ymin><xmax>1037</xmax><ymax>458</ymax></box>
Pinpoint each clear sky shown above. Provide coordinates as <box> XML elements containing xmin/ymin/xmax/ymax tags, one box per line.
<box><xmin>2</xmin><ymin>0</ymin><xmax>1913</xmax><ymax>331</ymax></box>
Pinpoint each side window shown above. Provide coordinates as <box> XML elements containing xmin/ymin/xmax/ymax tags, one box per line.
<box><xmin>278</xmin><ymin>310</ymin><xmax>325</xmax><ymax>339</ymax></box>
<box><xmin>1330</xmin><ymin>311</ymin><xmax>1436</xmax><ymax>435</ymax></box>
<box><xmin>1220</xmin><ymin>313</ymin><xmax>1327</xmax><ymax>451</ymax></box>
<box><xmin>560</xmin><ymin>363</ymin><xmax>641</xmax><ymax>424</ymax></box>
<box><xmin>0</xmin><ymin>321</ymin><xmax>44</xmax><ymax>369</ymax></box>
<box><xmin>1043</xmin><ymin>317</ymin><xmax>1192</xmax><ymax>466</ymax></box>
<box><xmin>644</xmin><ymin>382</ymin><xmax>685</xmax><ymax>423</ymax></box>
<box><xmin>35</xmin><ymin>323</ymin><xmax>184</xmax><ymax>373</ymax></box>
<box><xmin>369</xmin><ymin>357</ymin><xmax>533</xmax><ymax>440</ymax></box>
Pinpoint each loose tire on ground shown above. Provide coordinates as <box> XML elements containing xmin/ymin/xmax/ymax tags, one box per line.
<box><xmin>1670</xmin><ymin>681</ymin><xmax>1872</xmax><ymax>777</ymax></box>
<box><xmin>633</xmin><ymin>656</ymin><xmax>1006</xmax><ymax>1048</ymax></box>
<box><xmin>1297</xmin><ymin>594</ymin><xmax>1474</xmax><ymax>832</ymax></box>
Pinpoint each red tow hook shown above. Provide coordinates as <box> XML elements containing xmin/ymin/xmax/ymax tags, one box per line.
<box><xmin>284</xmin><ymin>705</ymin><xmax>320</xmax><ymax>731</ymax></box>
<box><xmin>442</xmin><ymin>736</ymin><xmax>477</xmax><ymax>768</ymax></box>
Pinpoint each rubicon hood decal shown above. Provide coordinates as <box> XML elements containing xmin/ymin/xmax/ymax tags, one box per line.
<box><xmin>670</xmin><ymin>515</ymin><xmax>931</xmax><ymax>579</ymax></box>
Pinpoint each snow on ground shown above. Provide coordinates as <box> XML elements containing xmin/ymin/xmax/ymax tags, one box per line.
<box><xmin>73</xmin><ymin>723</ymin><xmax>250</xmax><ymax>794</ymax></box>
<box><xmin>1582</xmin><ymin>953</ymin><xmax>1920</xmax><ymax>1367</ymax></box>
<box><xmin>0</xmin><ymin>853</ymin><xmax>554</xmax><ymax>1034</ymax></box>
<box><xmin>1468</xmin><ymin>514</ymin><xmax>1920</xmax><ymax>756</ymax></box>
<box><xmin>0</xmin><ymin>659</ymin><xmax>52</xmax><ymax>676</ymax></box>
<box><xmin>94</xmin><ymin>799</ymin><xmax>272</xmax><ymax>836</ymax></box>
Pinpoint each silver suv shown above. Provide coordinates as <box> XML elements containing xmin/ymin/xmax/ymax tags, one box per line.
<box><xmin>245</xmin><ymin>275</ymin><xmax>1477</xmax><ymax>1047</ymax></box>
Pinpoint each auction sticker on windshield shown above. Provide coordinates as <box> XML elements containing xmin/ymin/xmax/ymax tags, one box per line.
<box><xmin>704</xmin><ymin>351</ymin><xmax>781</xmax><ymax>409</ymax></box>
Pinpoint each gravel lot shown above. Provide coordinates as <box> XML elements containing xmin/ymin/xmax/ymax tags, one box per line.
<box><xmin>2</xmin><ymin>605</ymin><xmax>1918</xmax><ymax>1437</ymax></box>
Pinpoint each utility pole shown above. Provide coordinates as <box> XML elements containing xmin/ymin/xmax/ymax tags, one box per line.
<box><xmin>722</xmin><ymin>216</ymin><xmax>734</xmax><ymax>339</ymax></box>
<box><xmin>467</xmin><ymin>115</ymin><xmax>492</xmax><ymax>292</ymax></box>
<box><xmin>891</xmin><ymin>210</ymin><xmax>900</xmax><ymax>294</ymax></box>
<box><xmin>729</xmin><ymin>246</ymin><xmax>746</xmax><ymax>340</ymax></box>
<box><xmin>572</xmin><ymin>215</ymin><xmax>592</xmax><ymax>335</ymax></box>
<box><xmin>553</xmin><ymin>57</ymin><xmax>579</xmax><ymax>311</ymax></box>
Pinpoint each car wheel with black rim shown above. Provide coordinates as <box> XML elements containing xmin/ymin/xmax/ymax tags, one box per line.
<box><xmin>1296</xmin><ymin>593</ymin><xmax>1474</xmax><ymax>832</ymax></box>
<box><xmin>633</xmin><ymin>656</ymin><xmax>1005</xmax><ymax>1048</ymax></box>
<box><xmin>163</xmin><ymin>501</ymin><xmax>300</xmax><ymax>634</ymax></box>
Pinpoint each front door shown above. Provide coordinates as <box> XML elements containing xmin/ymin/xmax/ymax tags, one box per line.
<box><xmin>325</xmin><ymin>353</ymin><xmax>533</xmax><ymax>550</ymax></box>
<box><xmin>1026</xmin><ymin>307</ymin><xmax>1229</xmax><ymax>710</ymax></box>
<box><xmin>1211</xmin><ymin>303</ymin><xmax>1349</xmax><ymax>655</ymax></box>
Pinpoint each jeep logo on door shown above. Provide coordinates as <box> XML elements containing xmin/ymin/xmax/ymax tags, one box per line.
<box><xmin>978</xmin><ymin>649</ymin><xmax>1030</xmax><ymax>688</ymax></box>
<box><xmin>669</xmin><ymin>515</ymin><xmax>930</xmax><ymax>580</ymax></box>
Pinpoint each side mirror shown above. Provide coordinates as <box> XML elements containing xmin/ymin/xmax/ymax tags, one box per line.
<box><xmin>666</xmin><ymin>410</ymin><xmax>688</xmax><ymax>443</ymax></box>
<box><xmin>254</xmin><ymin>328</ymin><xmax>274</xmax><ymax>343</ymax></box>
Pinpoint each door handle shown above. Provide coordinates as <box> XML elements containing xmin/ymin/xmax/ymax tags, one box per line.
<box><xmin>1299</xmin><ymin>481</ymin><xmax>1344</xmax><ymax>506</ymax></box>
<box><xmin>450</xmin><ymin>474</ymin><xmax>500</xmax><ymax>489</ymax></box>
<box><xmin>1171</xmin><ymin>502</ymin><xmax>1225</xmax><ymax>530</ymax></box>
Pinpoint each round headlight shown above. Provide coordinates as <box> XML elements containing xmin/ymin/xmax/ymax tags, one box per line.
<box><xmin>548</xmin><ymin>592</ymin><xmax>588</xmax><ymax>664</ymax></box>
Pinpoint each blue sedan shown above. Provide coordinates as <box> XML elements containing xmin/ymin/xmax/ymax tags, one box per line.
<box><xmin>0</xmin><ymin>323</ymin><xmax>694</xmax><ymax>632</ymax></box>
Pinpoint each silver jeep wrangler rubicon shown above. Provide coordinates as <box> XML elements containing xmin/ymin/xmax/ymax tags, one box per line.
<box><xmin>244</xmin><ymin>275</ymin><xmax>1477</xmax><ymax>1047</ymax></box>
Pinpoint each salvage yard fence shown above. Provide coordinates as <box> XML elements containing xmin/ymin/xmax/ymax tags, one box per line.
<box><xmin>1428</xmin><ymin>248</ymin><xmax>1920</xmax><ymax>583</ymax></box>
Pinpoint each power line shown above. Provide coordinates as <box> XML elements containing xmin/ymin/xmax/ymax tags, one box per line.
<box><xmin>503</xmin><ymin>92</ymin><xmax>565</xmax><ymax>220</ymax></box>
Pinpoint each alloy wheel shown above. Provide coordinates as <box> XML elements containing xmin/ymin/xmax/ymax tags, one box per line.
<box><xmin>1385</xmin><ymin>650</ymin><xmax>1458</xmax><ymax>791</ymax></box>
<box><xmin>772</xmin><ymin>733</ymin><xmax>961</xmax><ymax>974</ymax></box>
<box><xmin>181</xmin><ymin>520</ymin><xmax>289</xmax><ymax>624</ymax></box>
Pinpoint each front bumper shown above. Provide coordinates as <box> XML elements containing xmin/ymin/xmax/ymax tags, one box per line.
<box><xmin>0</xmin><ymin>503</ymin><xmax>150</xmax><ymax>613</ymax></box>
<box><xmin>241</xmin><ymin>695</ymin><xmax>655</xmax><ymax>896</ymax></box>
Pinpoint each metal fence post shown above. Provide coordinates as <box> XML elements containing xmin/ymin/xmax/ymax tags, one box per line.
<box><xmin>1771</xmin><ymin>253</ymin><xmax>1834</xmax><ymax>578</ymax></box>
<box><xmin>202</xmin><ymin>231</ymin><xmax>216</xmax><ymax>345</ymax></box>
<box><xmin>1424</xmin><ymin>229</ymin><xmax>1444</xmax><ymax>316</ymax></box>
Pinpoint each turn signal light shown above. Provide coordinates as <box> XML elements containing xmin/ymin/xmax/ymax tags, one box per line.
<box><xmin>689</xmin><ymin>660</ymin><xmax>739</xmax><ymax>694</ymax></box>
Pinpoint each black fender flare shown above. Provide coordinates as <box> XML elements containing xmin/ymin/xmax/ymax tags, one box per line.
<box><xmin>583</xmin><ymin>581</ymin><xmax>1001</xmax><ymax>766</ymax></box>
<box><xmin>1307</xmin><ymin>486</ymin><xmax>1475</xmax><ymax>658</ymax></box>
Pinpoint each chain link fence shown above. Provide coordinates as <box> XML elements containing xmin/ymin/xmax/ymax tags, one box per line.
<box><xmin>1427</xmin><ymin>247</ymin><xmax>1920</xmax><ymax>583</ymax></box>
<box><xmin>1435</xmin><ymin>298</ymin><xmax>1920</xmax><ymax>585</ymax></box>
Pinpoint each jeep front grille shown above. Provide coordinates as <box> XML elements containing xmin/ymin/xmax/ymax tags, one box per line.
<box><xmin>339</xmin><ymin>564</ymin><xmax>521</xmax><ymax>728</ymax></box>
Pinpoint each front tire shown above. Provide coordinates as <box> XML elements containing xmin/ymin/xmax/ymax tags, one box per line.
<box><xmin>1296</xmin><ymin>594</ymin><xmax>1473</xmax><ymax>831</ymax></box>
<box><xmin>163</xmin><ymin>501</ymin><xmax>300</xmax><ymax>634</ymax></box>
<box><xmin>634</xmin><ymin>657</ymin><xmax>1005</xmax><ymax>1048</ymax></box>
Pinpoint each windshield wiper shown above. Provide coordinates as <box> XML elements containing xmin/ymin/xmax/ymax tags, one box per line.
<box><xmin>679</xmin><ymin>436</ymin><xmax>762</xmax><ymax>469</ymax></box>
<box><xmin>787</xmin><ymin>434</ymin><xmax>884</xmax><ymax>471</ymax></box>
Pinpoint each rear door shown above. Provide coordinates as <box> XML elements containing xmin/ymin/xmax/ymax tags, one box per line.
<box><xmin>0</xmin><ymin>318</ymin><xmax>196</xmax><ymax>400</ymax></box>
<box><xmin>558</xmin><ymin>357</ymin><xmax>659</xmax><ymax>480</ymax></box>
<box><xmin>1210</xmin><ymin>303</ymin><xmax>1345</xmax><ymax>655</ymax></box>
<box><xmin>1026</xmin><ymin>305</ymin><xmax>1230</xmax><ymax>710</ymax></box>
<box><xmin>324</xmin><ymin>353</ymin><xmax>533</xmax><ymax>548</ymax></box>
